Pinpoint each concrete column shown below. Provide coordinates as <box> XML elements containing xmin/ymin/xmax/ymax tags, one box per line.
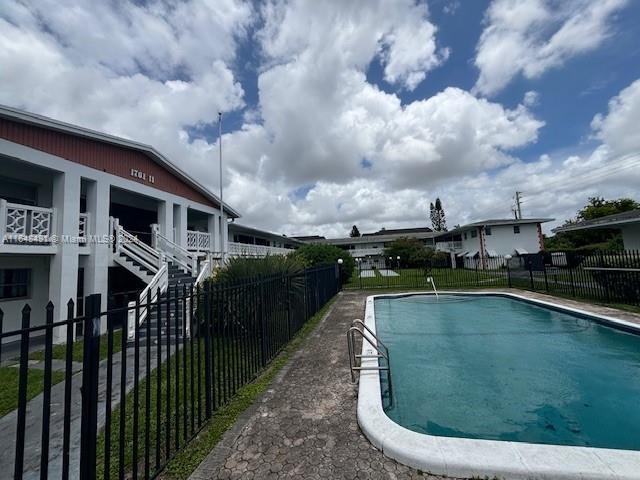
<box><xmin>84</xmin><ymin>179</ymin><xmax>110</xmax><ymax>332</ymax></box>
<box><xmin>173</xmin><ymin>204</ymin><xmax>188</xmax><ymax>247</ymax></box>
<box><xmin>157</xmin><ymin>200</ymin><xmax>173</xmax><ymax>240</ymax></box>
<box><xmin>208</xmin><ymin>213</ymin><xmax>218</xmax><ymax>253</ymax></box>
<box><xmin>220</xmin><ymin>212</ymin><xmax>229</xmax><ymax>254</ymax></box>
<box><xmin>49</xmin><ymin>171</ymin><xmax>81</xmax><ymax>344</ymax></box>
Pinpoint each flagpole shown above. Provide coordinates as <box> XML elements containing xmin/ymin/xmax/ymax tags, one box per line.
<box><xmin>218</xmin><ymin>112</ymin><xmax>225</xmax><ymax>260</ymax></box>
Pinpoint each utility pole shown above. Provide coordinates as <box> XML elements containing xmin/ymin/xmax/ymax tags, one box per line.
<box><xmin>218</xmin><ymin>112</ymin><xmax>225</xmax><ymax>259</ymax></box>
<box><xmin>515</xmin><ymin>191</ymin><xmax>523</xmax><ymax>220</ymax></box>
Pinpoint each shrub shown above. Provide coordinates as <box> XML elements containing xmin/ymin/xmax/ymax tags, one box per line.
<box><xmin>291</xmin><ymin>244</ymin><xmax>355</xmax><ymax>282</ymax></box>
<box><xmin>384</xmin><ymin>237</ymin><xmax>443</xmax><ymax>268</ymax></box>
<box><xmin>214</xmin><ymin>255</ymin><xmax>306</xmax><ymax>284</ymax></box>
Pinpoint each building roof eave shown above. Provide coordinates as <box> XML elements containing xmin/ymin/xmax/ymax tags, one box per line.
<box><xmin>0</xmin><ymin>104</ymin><xmax>241</xmax><ymax>218</ymax></box>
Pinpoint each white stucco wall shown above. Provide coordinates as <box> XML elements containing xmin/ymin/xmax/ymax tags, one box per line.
<box><xmin>459</xmin><ymin>228</ymin><xmax>482</xmax><ymax>254</ymax></box>
<box><xmin>483</xmin><ymin>224</ymin><xmax>541</xmax><ymax>255</ymax></box>
<box><xmin>0</xmin><ymin>255</ymin><xmax>51</xmax><ymax>336</ymax></box>
<box><xmin>621</xmin><ymin>224</ymin><xmax>640</xmax><ymax>250</ymax></box>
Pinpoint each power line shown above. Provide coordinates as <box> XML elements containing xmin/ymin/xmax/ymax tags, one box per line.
<box><xmin>518</xmin><ymin>152</ymin><xmax>640</xmax><ymax>197</ymax></box>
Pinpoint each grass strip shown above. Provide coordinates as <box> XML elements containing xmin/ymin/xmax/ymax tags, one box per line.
<box><xmin>158</xmin><ymin>297</ymin><xmax>336</xmax><ymax>479</ymax></box>
<box><xmin>29</xmin><ymin>329</ymin><xmax>124</xmax><ymax>363</ymax></box>
<box><xmin>0</xmin><ymin>367</ymin><xmax>66</xmax><ymax>417</ymax></box>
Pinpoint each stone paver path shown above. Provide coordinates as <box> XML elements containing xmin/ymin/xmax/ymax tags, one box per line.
<box><xmin>189</xmin><ymin>291</ymin><xmax>453</xmax><ymax>480</ymax></box>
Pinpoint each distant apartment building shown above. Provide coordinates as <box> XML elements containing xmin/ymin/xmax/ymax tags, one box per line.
<box><xmin>299</xmin><ymin>220</ymin><xmax>552</xmax><ymax>269</ymax></box>
<box><xmin>301</xmin><ymin>227</ymin><xmax>438</xmax><ymax>269</ymax></box>
<box><xmin>435</xmin><ymin>218</ymin><xmax>552</xmax><ymax>268</ymax></box>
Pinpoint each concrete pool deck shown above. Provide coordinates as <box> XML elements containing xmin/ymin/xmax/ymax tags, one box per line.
<box><xmin>189</xmin><ymin>289</ymin><xmax>640</xmax><ymax>480</ymax></box>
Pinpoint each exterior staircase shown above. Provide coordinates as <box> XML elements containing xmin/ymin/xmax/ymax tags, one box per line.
<box><xmin>110</xmin><ymin>217</ymin><xmax>215</xmax><ymax>345</ymax></box>
<box><xmin>135</xmin><ymin>262</ymin><xmax>196</xmax><ymax>346</ymax></box>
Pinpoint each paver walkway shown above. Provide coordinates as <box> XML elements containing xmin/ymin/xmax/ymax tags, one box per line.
<box><xmin>189</xmin><ymin>291</ymin><xmax>452</xmax><ymax>480</ymax></box>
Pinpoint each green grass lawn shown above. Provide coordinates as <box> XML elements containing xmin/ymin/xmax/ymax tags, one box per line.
<box><xmin>345</xmin><ymin>267</ymin><xmax>508</xmax><ymax>290</ymax></box>
<box><xmin>29</xmin><ymin>329</ymin><xmax>124</xmax><ymax>363</ymax></box>
<box><xmin>0</xmin><ymin>367</ymin><xmax>65</xmax><ymax>417</ymax></box>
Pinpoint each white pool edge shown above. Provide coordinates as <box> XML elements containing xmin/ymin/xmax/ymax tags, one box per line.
<box><xmin>357</xmin><ymin>291</ymin><xmax>640</xmax><ymax>480</ymax></box>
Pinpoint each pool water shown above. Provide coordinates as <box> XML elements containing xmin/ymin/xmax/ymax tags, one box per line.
<box><xmin>375</xmin><ymin>294</ymin><xmax>640</xmax><ymax>450</ymax></box>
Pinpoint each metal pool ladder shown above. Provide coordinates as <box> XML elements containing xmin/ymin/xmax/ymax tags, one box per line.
<box><xmin>347</xmin><ymin>319</ymin><xmax>393</xmax><ymax>405</ymax></box>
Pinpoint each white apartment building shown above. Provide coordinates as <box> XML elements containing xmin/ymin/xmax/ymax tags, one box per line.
<box><xmin>435</xmin><ymin>218</ymin><xmax>552</xmax><ymax>268</ymax></box>
<box><xmin>305</xmin><ymin>228</ymin><xmax>438</xmax><ymax>269</ymax></box>
<box><xmin>0</xmin><ymin>106</ymin><xmax>294</xmax><ymax>342</ymax></box>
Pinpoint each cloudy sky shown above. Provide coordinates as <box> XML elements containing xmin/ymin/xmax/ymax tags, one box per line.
<box><xmin>2</xmin><ymin>0</ymin><xmax>640</xmax><ymax>238</ymax></box>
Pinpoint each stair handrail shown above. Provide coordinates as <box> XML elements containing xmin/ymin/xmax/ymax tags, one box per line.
<box><xmin>183</xmin><ymin>254</ymin><xmax>215</xmax><ymax>339</ymax></box>
<box><xmin>151</xmin><ymin>224</ymin><xmax>197</xmax><ymax>275</ymax></box>
<box><xmin>127</xmin><ymin>263</ymin><xmax>169</xmax><ymax>341</ymax></box>
<box><xmin>113</xmin><ymin>219</ymin><xmax>163</xmax><ymax>272</ymax></box>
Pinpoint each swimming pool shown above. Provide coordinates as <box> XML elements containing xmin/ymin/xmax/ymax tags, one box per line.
<box><xmin>357</xmin><ymin>292</ymin><xmax>640</xmax><ymax>479</ymax></box>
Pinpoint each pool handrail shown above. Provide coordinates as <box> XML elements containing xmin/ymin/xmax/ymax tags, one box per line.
<box><xmin>347</xmin><ymin>319</ymin><xmax>393</xmax><ymax>407</ymax></box>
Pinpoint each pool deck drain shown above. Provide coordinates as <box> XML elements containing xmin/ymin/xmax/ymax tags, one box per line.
<box><xmin>189</xmin><ymin>290</ymin><xmax>640</xmax><ymax>480</ymax></box>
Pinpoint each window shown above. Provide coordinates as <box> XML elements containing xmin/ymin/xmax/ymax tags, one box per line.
<box><xmin>513</xmin><ymin>225</ymin><xmax>520</xmax><ymax>234</ymax></box>
<box><xmin>0</xmin><ymin>268</ymin><xmax>31</xmax><ymax>299</ymax></box>
<box><xmin>485</xmin><ymin>227</ymin><xmax>492</xmax><ymax>235</ymax></box>
<box><xmin>471</xmin><ymin>230</ymin><xmax>478</xmax><ymax>238</ymax></box>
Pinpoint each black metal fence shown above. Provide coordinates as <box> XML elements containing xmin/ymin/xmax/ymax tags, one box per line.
<box><xmin>0</xmin><ymin>264</ymin><xmax>340</xmax><ymax>480</ymax></box>
<box><xmin>345</xmin><ymin>250</ymin><xmax>640</xmax><ymax>307</ymax></box>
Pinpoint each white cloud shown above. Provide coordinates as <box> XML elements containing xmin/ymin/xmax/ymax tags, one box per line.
<box><xmin>591</xmin><ymin>78</ymin><xmax>640</xmax><ymax>157</ymax></box>
<box><xmin>474</xmin><ymin>0</ymin><xmax>628</xmax><ymax>96</ymax></box>
<box><xmin>1</xmin><ymin>0</ymin><xmax>638</xmax><ymax>240</ymax></box>
<box><xmin>523</xmin><ymin>91</ymin><xmax>540</xmax><ymax>107</ymax></box>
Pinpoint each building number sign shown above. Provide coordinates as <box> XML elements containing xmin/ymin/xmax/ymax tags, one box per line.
<box><xmin>130</xmin><ymin>168</ymin><xmax>155</xmax><ymax>184</ymax></box>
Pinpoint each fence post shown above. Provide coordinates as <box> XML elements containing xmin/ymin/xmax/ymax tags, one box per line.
<box><xmin>286</xmin><ymin>274</ymin><xmax>292</xmax><ymax>340</ymax></box>
<box><xmin>568</xmin><ymin>263</ymin><xmax>576</xmax><ymax>297</ymax></box>
<box><xmin>543</xmin><ymin>261</ymin><xmax>549</xmax><ymax>292</ymax></box>
<box><xmin>506</xmin><ymin>257</ymin><xmax>512</xmax><ymax>288</ymax></box>
<box><xmin>14</xmin><ymin>305</ymin><xmax>31</xmax><ymax>480</ymax></box>
<box><xmin>80</xmin><ymin>294</ymin><xmax>101</xmax><ymax>480</ymax></box>
<box><xmin>259</xmin><ymin>277</ymin><xmax>267</xmax><ymax>367</ymax></box>
<box><xmin>528</xmin><ymin>259</ymin><xmax>534</xmax><ymax>290</ymax></box>
<box><xmin>203</xmin><ymin>284</ymin><xmax>212</xmax><ymax>418</ymax></box>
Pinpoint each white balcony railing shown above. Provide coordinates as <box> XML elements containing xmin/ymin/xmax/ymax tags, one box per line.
<box><xmin>0</xmin><ymin>199</ymin><xmax>56</xmax><ymax>244</ymax></box>
<box><xmin>228</xmin><ymin>242</ymin><xmax>295</xmax><ymax>257</ymax></box>
<box><xmin>186</xmin><ymin>230</ymin><xmax>212</xmax><ymax>252</ymax></box>
<box><xmin>435</xmin><ymin>241</ymin><xmax>463</xmax><ymax>252</ymax></box>
<box><xmin>78</xmin><ymin>212</ymin><xmax>89</xmax><ymax>243</ymax></box>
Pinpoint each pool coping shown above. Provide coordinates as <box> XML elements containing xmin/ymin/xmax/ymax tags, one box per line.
<box><xmin>357</xmin><ymin>291</ymin><xmax>640</xmax><ymax>480</ymax></box>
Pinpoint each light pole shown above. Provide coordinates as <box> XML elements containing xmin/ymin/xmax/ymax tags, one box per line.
<box><xmin>218</xmin><ymin>112</ymin><xmax>225</xmax><ymax>260</ymax></box>
<box><xmin>396</xmin><ymin>255</ymin><xmax>400</xmax><ymax>270</ymax></box>
<box><xmin>337</xmin><ymin>258</ymin><xmax>344</xmax><ymax>290</ymax></box>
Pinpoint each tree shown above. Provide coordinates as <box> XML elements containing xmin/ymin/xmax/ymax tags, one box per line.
<box><xmin>349</xmin><ymin>225</ymin><xmax>361</xmax><ymax>237</ymax></box>
<box><xmin>430</xmin><ymin>198</ymin><xmax>447</xmax><ymax>232</ymax></box>
<box><xmin>291</xmin><ymin>244</ymin><xmax>355</xmax><ymax>282</ymax></box>
<box><xmin>383</xmin><ymin>237</ymin><xmax>434</xmax><ymax>268</ymax></box>
<box><xmin>545</xmin><ymin>197</ymin><xmax>640</xmax><ymax>251</ymax></box>
<box><xmin>577</xmin><ymin>197</ymin><xmax>640</xmax><ymax>221</ymax></box>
